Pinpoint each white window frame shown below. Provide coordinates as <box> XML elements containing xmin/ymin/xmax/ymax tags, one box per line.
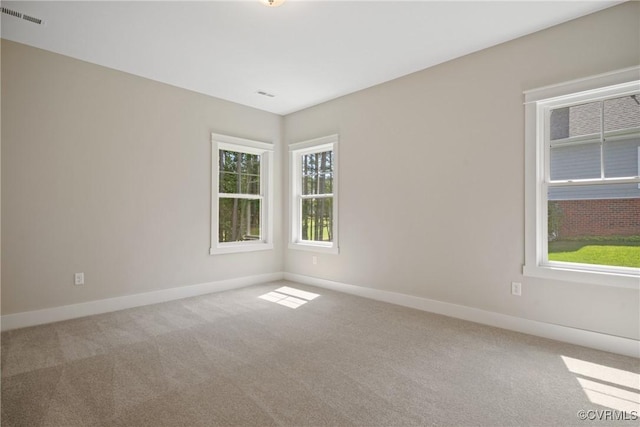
<box><xmin>289</xmin><ymin>134</ymin><xmax>339</xmax><ymax>254</ymax></box>
<box><xmin>211</xmin><ymin>133</ymin><xmax>274</xmax><ymax>254</ymax></box>
<box><xmin>523</xmin><ymin>67</ymin><xmax>640</xmax><ymax>288</ymax></box>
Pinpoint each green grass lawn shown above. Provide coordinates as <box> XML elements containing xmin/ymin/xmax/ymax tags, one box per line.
<box><xmin>302</xmin><ymin>219</ymin><xmax>332</xmax><ymax>242</ymax></box>
<box><xmin>548</xmin><ymin>240</ymin><xmax>640</xmax><ymax>268</ymax></box>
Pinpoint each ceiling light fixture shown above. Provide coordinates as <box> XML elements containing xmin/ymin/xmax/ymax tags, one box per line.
<box><xmin>260</xmin><ymin>0</ymin><xmax>285</xmax><ymax>7</ymax></box>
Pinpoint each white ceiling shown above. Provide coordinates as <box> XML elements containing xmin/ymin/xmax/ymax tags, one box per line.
<box><xmin>1</xmin><ymin>1</ymin><xmax>622</xmax><ymax>115</ymax></box>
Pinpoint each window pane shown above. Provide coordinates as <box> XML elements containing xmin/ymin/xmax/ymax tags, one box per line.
<box><xmin>219</xmin><ymin>198</ymin><xmax>261</xmax><ymax>242</ymax></box>
<box><xmin>550</xmin><ymin>101</ymin><xmax>602</xmax><ymax>141</ymax></box>
<box><xmin>550</xmin><ymin>107</ymin><xmax>570</xmax><ymax>140</ymax></box>
<box><xmin>302</xmin><ymin>151</ymin><xmax>333</xmax><ymax>195</ymax></box>
<box><xmin>219</xmin><ymin>150</ymin><xmax>260</xmax><ymax>194</ymax></box>
<box><xmin>547</xmin><ymin>197</ymin><xmax>640</xmax><ymax>268</ymax></box>
<box><xmin>604</xmin><ymin>95</ymin><xmax>640</xmax><ymax>133</ymax></box>
<box><xmin>300</xmin><ymin>197</ymin><xmax>333</xmax><ymax>242</ymax></box>
<box><xmin>550</xmin><ymin>142</ymin><xmax>601</xmax><ymax>180</ymax></box>
<box><xmin>604</xmin><ymin>136</ymin><xmax>640</xmax><ymax>178</ymax></box>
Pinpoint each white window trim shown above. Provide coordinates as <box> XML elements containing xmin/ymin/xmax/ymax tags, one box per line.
<box><xmin>523</xmin><ymin>67</ymin><xmax>640</xmax><ymax>288</ymax></box>
<box><xmin>289</xmin><ymin>134</ymin><xmax>339</xmax><ymax>254</ymax></box>
<box><xmin>211</xmin><ymin>133</ymin><xmax>274</xmax><ymax>255</ymax></box>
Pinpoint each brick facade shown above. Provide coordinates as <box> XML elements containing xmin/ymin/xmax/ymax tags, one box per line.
<box><xmin>551</xmin><ymin>198</ymin><xmax>640</xmax><ymax>239</ymax></box>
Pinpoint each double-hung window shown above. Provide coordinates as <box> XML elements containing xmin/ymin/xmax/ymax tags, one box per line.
<box><xmin>211</xmin><ymin>133</ymin><xmax>273</xmax><ymax>254</ymax></box>
<box><xmin>289</xmin><ymin>135</ymin><xmax>339</xmax><ymax>253</ymax></box>
<box><xmin>524</xmin><ymin>68</ymin><xmax>640</xmax><ymax>287</ymax></box>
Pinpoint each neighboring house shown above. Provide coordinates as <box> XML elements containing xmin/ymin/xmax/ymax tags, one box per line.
<box><xmin>548</xmin><ymin>95</ymin><xmax>640</xmax><ymax>239</ymax></box>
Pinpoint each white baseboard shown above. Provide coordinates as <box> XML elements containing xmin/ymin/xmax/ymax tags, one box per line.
<box><xmin>1</xmin><ymin>272</ymin><xmax>285</xmax><ymax>332</ymax></box>
<box><xmin>4</xmin><ymin>270</ymin><xmax>637</xmax><ymax>358</ymax></box>
<box><xmin>284</xmin><ymin>272</ymin><xmax>640</xmax><ymax>358</ymax></box>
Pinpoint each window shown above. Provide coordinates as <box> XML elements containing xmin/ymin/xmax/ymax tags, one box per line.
<box><xmin>211</xmin><ymin>133</ymin><xmax>273</xmax><ymax>254</ymax></box>
<box><xmin>524</xmin><ymin>68</ymin><xmax>640</xmax><ymax>287</ymax></box>
<box><xmin>289</xmin><ymin>135</ymin><xmax>339</xmax><ymax>253</ymax></box>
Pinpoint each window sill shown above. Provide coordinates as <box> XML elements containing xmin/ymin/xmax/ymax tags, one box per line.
<box><xmin>288</xmin><ymin>242</ymin><xmax>339</xmax><ymax>254</ymax></box>
<box><xmin>523</xmin><ymin>263</ymin><xmax>639</xmax><ymax>289</ymax></box>
<box><xmin>210</xmin><ymin>242</ymin><xmax>273</xmax><ymax>255</ymax></box>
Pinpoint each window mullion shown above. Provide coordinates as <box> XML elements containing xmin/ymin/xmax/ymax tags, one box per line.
<box><xmin>219</xmin><ymin>193</ymin><xmax>262</xmax><ymax>200</ymax></box>
<box><xmin>548</xmin><ymin>177</ymin><xmax>640</xmax><ymax>187</ymax></box>
<box><xmin>300</xmin><ymin>194</ymin><xmax>333</xmax><ymax>199</ymax></box>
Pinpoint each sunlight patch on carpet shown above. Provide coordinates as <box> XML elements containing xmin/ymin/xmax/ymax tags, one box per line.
<box><xmin>258</xmin><ymin>287</ymin><xmax>320</xmax><ymax>309</ymax></box>
<box><xmin>561</xmin><ymin>355</ymin><xmax>640</xmax><ymax>413</ymax></box>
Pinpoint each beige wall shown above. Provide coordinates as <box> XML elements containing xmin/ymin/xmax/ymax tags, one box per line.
<box><xmin>284</xmin><ymin>2</ymin><xmax>640</xmax><ymax>340</ymax></box>
<box><xmin>1</xmin><ymin>40</ymin><xmax>283</xmax><ymax>314</ymax></box>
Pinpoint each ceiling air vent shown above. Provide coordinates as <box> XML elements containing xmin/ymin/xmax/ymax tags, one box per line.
<box><xmin>22</xmin><ymin>14</ymin><xmax>43</xmax><ymax>25</ymax></box>
<box><xmin>1</xmin><ymin>7</ymin><xmax>22</xmax><ymax>18</ymax></box>
<box><xmin>257</xmin><ymin>91</ymin><xmax>276</xmax><ymax>98</ymax></box>
<box><xmin>1</xmin><ymin>7</ymin><xmax>44</xmax><ymax>25</ymax></box>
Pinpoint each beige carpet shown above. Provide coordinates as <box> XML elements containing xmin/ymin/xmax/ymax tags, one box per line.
<box><xmin>1</xmin><ymin>281</ymin><xmax>639</xmax><ymax>426</ymax></box>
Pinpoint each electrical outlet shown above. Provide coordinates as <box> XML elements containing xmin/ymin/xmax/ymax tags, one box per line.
<box><xmin>312</xmin><ymin>256</ymin><xmax>317</xmax><ymax>265</ymax></box>
<box><xmin>511</xmin><ymin>282</ymin><xmax>522</xmax><ymax>296</ymax></box>
<box><xmin>74</xmin><ymin>272</ymin><xmax>85</xmax><ymax>286</ymax></box>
